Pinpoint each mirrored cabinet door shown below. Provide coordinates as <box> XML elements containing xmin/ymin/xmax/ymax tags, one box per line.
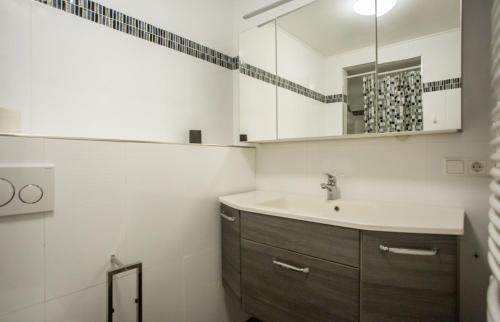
<box><xmin>376</xmin><ymin>0</ymin><xmax>462</xmax><ymax>133</ymax></box>
<box><xmin>237</xmin><ymin>0</ymin><xmax>462</xmax><ymax>142</ymax></box>
<box><xmin>275</xmin><ymin>0</ymin><xmax>376</xmax><ymax>139</ymax></box>
<box><xmin>239</xmin><ymin>21</ymin><xmax>277</xmax><ymax>141</ymax></box>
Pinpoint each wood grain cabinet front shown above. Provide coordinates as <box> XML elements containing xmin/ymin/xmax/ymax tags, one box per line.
<box><xmin>221</xmin><ymin>204</ymin><xmax>241</xmax><ymax>298</ymax></box>
<box><xmin>241</xmin><ymin>239</ymin><xmax>360</xmax><ymax>322</ymax></box>
<box><xmin>220</xmin><ymin>203</ymin><xmax>460</xmax><ymax>322</ymax></box>
<box><xmin>241</xmin><ymin>211</ymin><xmax>360</xmax><ymax>267</ymax></box>
<box><xmin>360</xmin><ymin>231</ymin><xmax>458</xmax><ymax>322</ymax></box>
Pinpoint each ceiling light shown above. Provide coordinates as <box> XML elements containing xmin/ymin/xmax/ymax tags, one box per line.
<box><xmin>353</xmin><ymin>0</ymin><xmax>397</xmax><ymax>17</ymax></box>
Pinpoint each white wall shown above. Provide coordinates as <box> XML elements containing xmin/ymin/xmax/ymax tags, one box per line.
<box><xmin>239</xmin><ymin>74</ymin><xmax>277</xmax><ymax>141</ymax></box>
<box><xmin>277</xmin><ymin>27</ymin><xmax>326</xmax><ymax>93</ymax></box>
<box><xmin>238</xmin><ymin>22</ymin><xmax>278</xmax><ymax>142</ymax></box>
<box><xmin>275</xmin><ymin>27</ymin><xmax>344</xmax><ymax>139</ymax></box>
<box><xmin>0</xmin><ymin>136</ymin><xmax>255</xmax><ymax>322</ymax></box>
<box><xmin>255</xmin><ymin>0</ymin><xmax>490</xmax><ymax>321</ymax></box>
<box><xmin>0</xmin><ymin>0</ymin><xmax>235</xmax><ymax>144</ymax></box>
<box><xmin>239</xmin><ymin>22</ymin><xmax>276</xmax><ymax>73</ymax></box>
<box><xmin>277</xmin><ymin>89</ymin><xmax>343</xmax><ymax>139</ymax></box>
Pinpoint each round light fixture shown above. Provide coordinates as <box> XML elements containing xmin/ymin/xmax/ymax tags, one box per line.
<box><xmin>353</xmin><ymin>0</ymin><xmax>397</xmax><ymax>17</ymax></box>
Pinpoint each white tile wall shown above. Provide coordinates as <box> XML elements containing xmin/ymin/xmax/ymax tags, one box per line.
<box><xmin>45</xmin><ymin>284</ymin><xmax>107</xmax><ymax>322</ymax></box>
<box><xmin>239</xmin><ymin>22</ymin><xmax>276</xmax><ymax>74</ymax></box>
<box><xmin>423</xmin><ymin>88</ymin><xmax>462</xmax><ymax>131</ymax></box>
<box><xmin>276</xmin><ymin>27</ymin><xmax>326</xmax><ymax>93</ymax></box>
<box><xmin>0</xmin><ymin>136</ymin><xmax>255</xmax><ymax>322</ymax></box>
<box><xmin>43</xmin><ymin>140</ymin><xmax>128</xmax><ymax>300</ymax></box>
<box><xmin>0</xmin><ymin>213</ymin><xmax>45</xmax><ymax>315</ymax></box>
<box><xmin>239</xmin><ymin>74</ymin><xmax>277</xmax><ymax>141</ymax></box>
<box><xmin>0</xmin><ymin>0</ymin><xmax>235</xmax><ymax>144</ymax></box>
<box><xmin>277</xmin><ymin>88</ymin><xmax>343</xmax><ymax>139</ymax></box>
<box><xmin>0</xmin><ymin>304</ymin><xmax>44</xmax><ymax>322</ymax></box>
<box><xmin>0</xmin><ymin>0</ymin><xmax>32</xmax><ymax>134</ymax></box>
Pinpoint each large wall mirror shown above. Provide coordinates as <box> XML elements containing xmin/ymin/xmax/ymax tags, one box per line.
<box><xmin>238</xmin><ymin>0</ymin><xmax>462</xmax><ymax>142</ymax></box>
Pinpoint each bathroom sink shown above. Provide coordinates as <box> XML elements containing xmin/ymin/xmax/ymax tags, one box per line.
<box><xmin>219</xmin><ymin>191</ymin><xmax>465</xmax><ymax>235</ymax></box>
<box><xmin>257</xmin><ymin>197</ymin><xmax>330</xmax><ymax>214</ymax></box>
<box><xmin>257</xmin><ymin>197</ymin><xmax>372</xmax><ymax>217</ymax></box>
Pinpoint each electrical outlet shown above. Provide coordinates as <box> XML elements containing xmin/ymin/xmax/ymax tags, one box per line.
<box><xmin>467</xmin><ymin>160</ymin><xmax>488</xmax><ymax>176</ymax></box>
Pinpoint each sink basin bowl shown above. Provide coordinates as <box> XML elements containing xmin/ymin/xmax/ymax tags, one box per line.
<box><xmin>257</xmin><ymin>197</ymin><xmax>331</xmax><ymax>214</ymax></box>
<box><xmin>257</xmin><ymin>196</ymin><xmax>373</xmax><ymax>217</ymax></box>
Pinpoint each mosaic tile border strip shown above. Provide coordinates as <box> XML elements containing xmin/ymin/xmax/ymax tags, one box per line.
<box><xmin>33</xmin><ymin>0</ymin><xmax>239</xmax><ymax>70</ymax></box>
<box><xmin>326</xmin><ymin>94</ymin><xmax>347</xmax><ymax>104</ymax></box>
<box><xmin>240</xmin><ymin>62</ymin><xmax>347</xmax><ymax>104</ymax></box>
<box><xmin>423</xmin><ymin>78</ymin><xmax>461</xmax><ymax>92</ymax></box>
<box><xmin>240</xmin><ymin>62</ymin><xmax>462</xmax><ymax>105</ymax></box>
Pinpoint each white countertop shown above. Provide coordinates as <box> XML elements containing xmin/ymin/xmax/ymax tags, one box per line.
<box><xmin>219</xmin><ymin>191</ymin><xmax>464</xmax><ymax>235</ymax></box>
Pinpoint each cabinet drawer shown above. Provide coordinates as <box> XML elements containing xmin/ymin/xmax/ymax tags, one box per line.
<box><xmin>221</xmin><ymin>204</ymin><xmax>241</xmax><ymax>298</ymax></box>
<box><xmin>241</xmin><ymin>211</ymin><xmax>359</xmax><ymax>267</ymax></box>
<box><xmin>242</xmin><ymin>239</ymin><xmax>359</xmax><ymax>322</ymax></box>
<box><xmin>361</xmin><ymin>231</ymin><xmax>458</xmax><ymax>322</ymax></box>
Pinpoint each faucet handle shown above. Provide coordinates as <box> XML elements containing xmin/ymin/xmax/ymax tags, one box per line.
<box><xmin>324</xmin><ymin>173</ymin><xmax>336</xmax><ymax>184</ymax></box>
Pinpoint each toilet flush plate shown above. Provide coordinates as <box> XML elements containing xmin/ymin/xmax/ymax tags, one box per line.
<box><xmin>0</xmin><ymin>166</ymin><xmax>54</xmax><ymax>217</ymax></box>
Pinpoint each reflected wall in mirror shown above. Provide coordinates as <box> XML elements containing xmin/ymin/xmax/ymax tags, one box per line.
<box><xmin>239</xmin><ymin>21</ymin><xmax>277</xmax><ymax>142</ymax></box>
<box><xmin>276</xmin><ymin>0</ymin><xmax>375</xmax><ymax>139</ymax></box>
<box><xmin>376</xmin><ymin>0</ymin><xmax>461</xmax><ymax>133</ymax></box>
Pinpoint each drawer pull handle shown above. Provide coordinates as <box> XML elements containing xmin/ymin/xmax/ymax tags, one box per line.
<box><xmin>220</xmin><ymin>213</ymin><xmax>236</xmax><ymax>222</ymax></box>
<box><xmin>379</xmin><ymin>245</ymin><xmax>438</xmax><ymax>256</ymax></box>
<box><xmin>272</xmin><ymin>259</ymin><xmax>310</xmax><ymax>274</ymax></box>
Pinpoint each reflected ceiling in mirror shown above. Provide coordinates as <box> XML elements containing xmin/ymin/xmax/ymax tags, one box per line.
<box><xmin>277</xmin><ymin>0</ymin><xmax>376</xmax><ymax>56</ymax></box>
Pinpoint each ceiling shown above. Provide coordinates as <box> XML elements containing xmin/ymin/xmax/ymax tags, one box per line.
<box><xmin>277</xmin><ymin>0</ymin><xmax>460</xmax><ymax>56</ymax></box>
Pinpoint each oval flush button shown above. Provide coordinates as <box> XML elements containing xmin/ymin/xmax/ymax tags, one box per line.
<box><xmin>19</xmin><ymin>184</ymin><xmax>44</xmax><ymax>204</ymax></box>
<box><xmin>0</xmin><ymin>178</ymin><xmax>15</xmax><ymax>207</ymax></box>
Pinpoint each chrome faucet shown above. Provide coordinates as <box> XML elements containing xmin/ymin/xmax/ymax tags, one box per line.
<box><xmin>320</xmin><ymin>173</ymin><xmax>337</xmax><ymax>200</ymax></box>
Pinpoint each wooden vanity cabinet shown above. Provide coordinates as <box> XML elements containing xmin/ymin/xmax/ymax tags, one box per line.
<box><xmin>242</xmin><ymin>239</ymin><xmax>359</xmax><ymax>322</ymax></box>
<box><xmin>220</xmin><ymin>204</ymin><xmax>241</xmax><ymax>298</ymax></box>
<box><xmin>220</xmin><ymin>204</ymin><xmax>459</xmax><ymax>322</ymax></box>
<box><xmin>241</xmin><ymin>211</ymin><xmax>359</xmax><ymax>267</ymax></box>
<box><xmin>360</xmin><ymin>231</ymin><xmax>458</xmax><ymax>322</ymax></box>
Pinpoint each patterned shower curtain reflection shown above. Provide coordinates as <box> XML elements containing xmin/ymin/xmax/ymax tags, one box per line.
<box><xmin>363</xmin><ymin>70</ymin><xmax>423</xmax><ymax>133</ymax></box>
<box><xmin>363</xmin><ymin>74</ymin><xmax>376</xmax><ymax>133</ymax></box>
